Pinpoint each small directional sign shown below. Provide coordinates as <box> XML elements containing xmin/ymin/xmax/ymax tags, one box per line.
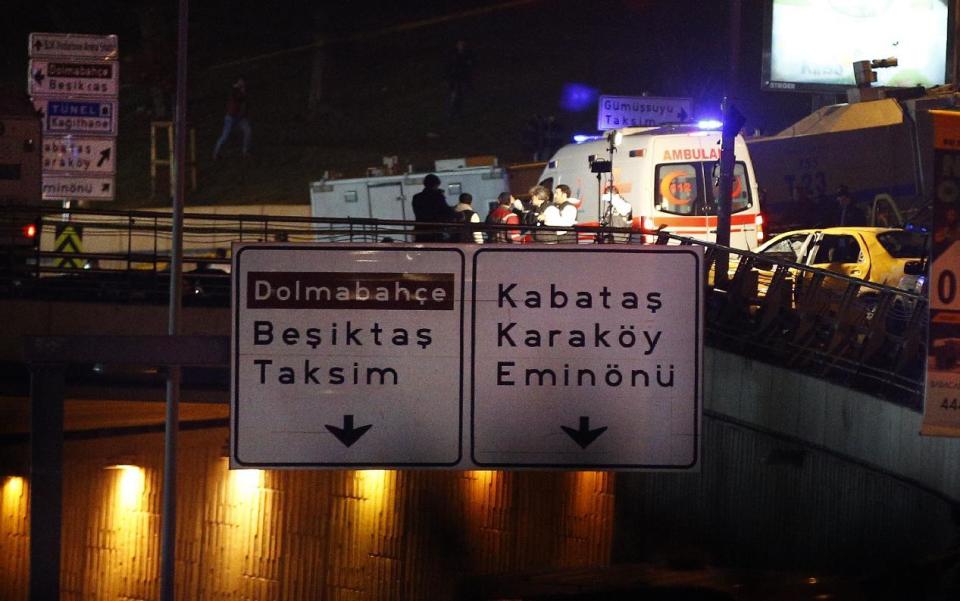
<box><xmin>29</xmin><ymin>32</ymin><xmax>118</xmax><ymax>61</ymax></box>
<box><xmin>32</xmin><ymin>98</ymin><xmax>118</xmax><ymax>135</ymax></box>
<box><xmin>43</xmin><ymin>136</ymin><xmax>116</xmax><ymax>174</ymax></box>
<box><xmin>597</xmin><ymin>95</ymin><xmax>693</xmax><ymax>130</ymax></box>
<box><xmin>29</xmin><ymin>59</ymin><xmax>119</xmax><ymax>99</ymax></box>
<box><xmin>42</xmin><ymin>175</ymin><xmax>115</xmax><ymax>201</ymax></box>
<box><xmin>232</xmin><ymin>245</ymin><xmax>465</xmax><ymax>468</ymax></box>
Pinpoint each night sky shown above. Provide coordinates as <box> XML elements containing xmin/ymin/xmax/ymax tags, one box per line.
<box><xmin>1</xmin><ymin>0</ymin><xmax>813</xmax><ymax>130</ymax></box>
<box><xmin>2</xmin><ymin>0</ymin><xmax>822</xmax><ymax>204</ymax></box>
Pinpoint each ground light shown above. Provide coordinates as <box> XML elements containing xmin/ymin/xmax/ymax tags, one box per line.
<box><xmin>220</xmin><ymin>461</ymin><xmax>266</xmax><ymax>597</ymax></box>
<box><xmin>3</xmin><ymin>476</ymin><xmax>24</xmax><ymax>502</ymax></box>
<box><xmin>105</xmin><ymin>464</ymin><xmax>145</xmax><ymax>510</ymax></box>
<box><xmin>103</xmin><ymin>464</ymin><xmax>149</xmax><ymax>599</ymax></box>
<box><xmin>1</xmin><ymin>476</ymin><xmax>28</xmax><ymax>594</ymax></box>
<box><xmin>357</xmin><ymin>469</ymin><xmax>390</xmax><ymax>508</ymax></box>
<box><xmin>229</xmin><ymin>467</ymin><xmax>263</xmax><ymax>499</ymax></box>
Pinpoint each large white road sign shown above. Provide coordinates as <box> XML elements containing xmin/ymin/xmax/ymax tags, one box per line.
<box><xmin>232</xmin><ymin>244</ymin><xmax>702</xmax><ymax>470</ymax></box>
<box><xmin>471</xmin><ymin>247</ymin><xmax>702</xmax><ymax>469</ymax></box>
<box><xmin>232</xmin><ymin>245</ymin><xmax>465</xmax><ymax>468</ymax></box>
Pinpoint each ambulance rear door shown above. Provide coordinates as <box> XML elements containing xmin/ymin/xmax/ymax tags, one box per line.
<box><xmin>651</xmin><ymin>133</ymin><xmax>761</xmax><ymax>250</ymax></box>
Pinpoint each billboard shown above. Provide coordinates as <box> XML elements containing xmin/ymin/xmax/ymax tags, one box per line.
<box><xmin>761</xmin><ymin>0</ymin><xmax>951</xmax><ymax>92</ymax></box>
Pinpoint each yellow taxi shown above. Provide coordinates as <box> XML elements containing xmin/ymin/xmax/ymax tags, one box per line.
<box><xmin>711</xmin><ymin>227</ymin><xmax>928</xmax><ymax>332</ymax></box>
<box><xmin>752</xmin><ymin>227</ymin><xmax>927</xmax><ymax>288</ymax></box>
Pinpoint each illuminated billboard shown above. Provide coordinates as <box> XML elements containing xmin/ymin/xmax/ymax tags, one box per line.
<box><xmin>761</xmin><ymin>0</ymin><xmax>952</xmax><ymax>92</ymax></box>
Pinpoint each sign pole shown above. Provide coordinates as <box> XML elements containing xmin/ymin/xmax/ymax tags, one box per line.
<box><xmin>716</xmin><ymin>97</ymin><xmax>735</xmax><ymax>251</ymax></box>
<box><xmin>160</xmin><ymin>0</ymin><xmax>188</xmax><ymax>599</ymax></box>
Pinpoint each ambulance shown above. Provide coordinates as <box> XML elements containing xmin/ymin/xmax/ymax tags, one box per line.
<box><xmin>537</xmin><ymin>125</ymin><xmax>765</xmax><ymax>250</ymax></box>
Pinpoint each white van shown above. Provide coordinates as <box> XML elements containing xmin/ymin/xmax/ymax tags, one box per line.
<box><xmin>309</xmin><ymin>165</ymin><xmax>509</xmax><ymax>223</ymax></box>
<box><xmin>538</xmin><ymin>125</ymin><xmax>765</xmax><ymax>250</ymax></box>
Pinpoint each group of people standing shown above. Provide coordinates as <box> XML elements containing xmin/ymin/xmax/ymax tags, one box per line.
<box><xmin>410</xmin><ymin>174</ymin><xmax>582</xmax><ymax>244</ymax></box>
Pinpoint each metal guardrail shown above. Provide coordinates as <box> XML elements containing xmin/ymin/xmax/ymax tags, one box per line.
<box><xmin>0</xmin><ymin>207</ymin><xmax>927</xmax><ymax>407</ymax></box>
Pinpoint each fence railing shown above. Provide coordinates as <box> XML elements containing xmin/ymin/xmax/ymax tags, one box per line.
<box><xmin>0</xmin><ymin>206</ymin><xmax>927</xmax><ymax>406</ymax></box>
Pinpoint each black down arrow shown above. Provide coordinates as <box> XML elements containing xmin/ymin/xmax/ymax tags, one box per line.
<box><xmin>325</xmin><ymin>414</ymin><xmax>372</xmax><ymax>447</ymax></box>
<box><xmin>561</xmin><ymin>416</ymin><xmax>608</xmax><ymax>449</ymax></box>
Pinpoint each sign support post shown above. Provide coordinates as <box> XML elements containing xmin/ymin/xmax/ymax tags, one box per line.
<box><xmin>160</xmin><ymin>1</ymin><xmax>190</xmax><ymax>599</ymax></box>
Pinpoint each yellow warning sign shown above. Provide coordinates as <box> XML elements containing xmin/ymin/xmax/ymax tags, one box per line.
<box><xmin>54</xmin><ymin>224</ymin><xmax>83</xmax><ymax>269</ymax></box>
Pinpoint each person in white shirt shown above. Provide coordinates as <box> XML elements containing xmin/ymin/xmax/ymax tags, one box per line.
<box><xmin>603</xmin><ymin>184</ymin><xmax>634</xmax><ymax>242</ymax></box>
<box><xmin>452</xmin><ymin>193</ymin><xmax>485</xmax><ymax>244</ymax></box>
<box><xmin>542</xmin><ymin>184</ymin><xmax>579</xmax><ymax>243</ymax></box>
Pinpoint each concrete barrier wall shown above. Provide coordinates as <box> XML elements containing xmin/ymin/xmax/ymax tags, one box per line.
<box><xmin>706</xmin><ymin>347</ymin><xmax>960</xmax><ymax>503</ymax></box>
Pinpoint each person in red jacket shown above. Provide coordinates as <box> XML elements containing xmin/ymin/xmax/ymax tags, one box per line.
<box><xmin>485</xmin><ymin>192</ymin><xmax>522</xmax><ymax>243</ymax></box>
<box><xmin>213</xmin><ymin>77</ymin><xmax>252</xmax><ymax>159</ymax></box>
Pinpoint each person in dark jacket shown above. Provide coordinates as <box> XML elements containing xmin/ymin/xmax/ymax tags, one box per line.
<box><xmin>835</xmin><ymin>185</ymin><xmax>866</xmax><ymax>226</ymax></box>
<box><xmin>412</xmin><ymin>174</ymin><xmax>455</xmax><ymax>242</ymax></box>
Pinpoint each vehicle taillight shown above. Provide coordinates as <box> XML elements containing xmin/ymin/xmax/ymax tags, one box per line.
<box><xmin>755</xmin><ymin>214</ymin><xmax>764</xmax><ymax>243</ymax></box>
<box><xmin>22</xmin><ymin>223</ymin><xmax>37</xmax><ymax>239</ymax></box>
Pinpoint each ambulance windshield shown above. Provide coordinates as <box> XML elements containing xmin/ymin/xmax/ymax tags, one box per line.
<box><xmin>655</xmin><ymin>162</ymin><xmax>752</xmax><ymax>216</ymax></box>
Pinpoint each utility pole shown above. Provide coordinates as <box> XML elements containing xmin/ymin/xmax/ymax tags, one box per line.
<box><xmin>160</xmin><ymin>0</ymin><xmax>188</xmax><ymax>599</ymax></box>
<box><xmin>716</xmin><ymin>99</ymin><xmax>745</xmax><ymax>250</ymax></box>
<box><xmin>717</xmin><ymin>0</ymin><xmax>743</xmax><ymax>250</ymax></box>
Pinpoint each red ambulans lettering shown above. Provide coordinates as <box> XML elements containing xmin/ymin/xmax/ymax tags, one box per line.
<box><xmin>662</xmin><ymin>148</ymin><xmax>721</xmax><ymax>161</ymax></box>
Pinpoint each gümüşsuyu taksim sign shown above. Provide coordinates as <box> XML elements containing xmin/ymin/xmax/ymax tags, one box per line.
<box><xmin>231</xmin><ymin>244</ymin><xmax>702</xmax><ymax>470</ymax></box>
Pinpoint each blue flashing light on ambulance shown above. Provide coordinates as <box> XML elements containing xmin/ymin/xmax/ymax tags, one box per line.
<box><xmin>541</xmin><ymin>124</ymin><xmax>765</xmax><ymax>250</ymax></box>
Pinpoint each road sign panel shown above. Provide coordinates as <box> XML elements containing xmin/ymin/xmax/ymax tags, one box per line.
<box><xmin>597</xmin><ymin>95</ymin><xmax>692</xmax><ymax>130</ymax></box>
<box><xmin>32</xmin><ymin>98</ymin><xmax>117</xmax><ymax>136</ymax></box>
<box><xmin>42</xmin><ymin>174</ymin><xmax>115</xmax><ymax>201</ymax></box>
<box><xmin>43</xmin><ymin>136</ymin><xmax>116</xmax><ymax>175</ymax></box>
<box><xmin>471</xmin><ymin>247</ymin><xmax>702</xmax><ymax>469</ymax></box>
<box><xmin>232</xmin><ymin>245</ymin><xmax>465</xmax><ymax>468</ymax></box>
<box><xmin>29</xmin><ymin>32</ymin><xmax>118</xmax><ymax>61</ymax></box>
<box><xmin>29</xmin><ymin>59</ymin><xmax>119</xmax><ymax>98</ymax></box>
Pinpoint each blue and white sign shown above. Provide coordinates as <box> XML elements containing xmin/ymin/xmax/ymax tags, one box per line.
<box><xmin>32</xmin><ymin>98</ymin><xmax>117</xmax><ymax>136</ymax></box>
<box><xmin>597</xmin><ymin>95</ymin><xmax>692</xmax><ymax>130</ymax></box>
